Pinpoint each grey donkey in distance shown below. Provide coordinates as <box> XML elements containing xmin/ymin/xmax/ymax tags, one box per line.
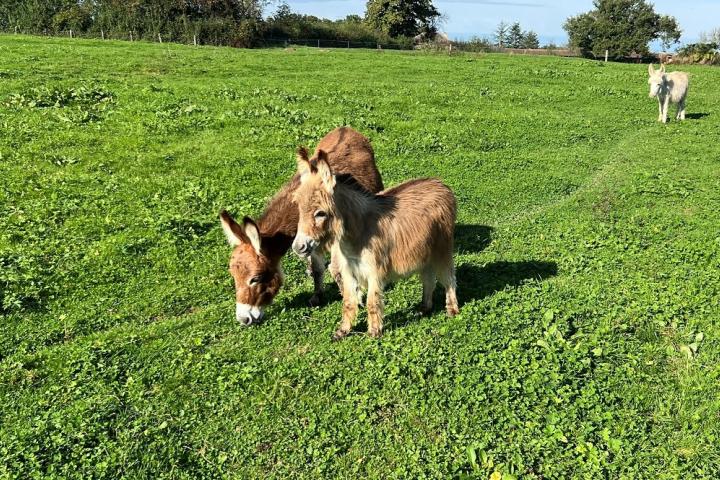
<box><xmin>648</xmin><ymin>64</ymin><xmax>689</xmax><ymax>123</ymax></box>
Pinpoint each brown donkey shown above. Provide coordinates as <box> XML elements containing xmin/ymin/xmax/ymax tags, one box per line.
<box><xmin>220</xmin><ymin>127</ymin><xmax>384</xmax><ymax>325</ymax></box>
<box><xmin>292</xmin><ymin>153</ymin><xmax>459</xmax><ymax>340</ymax></box>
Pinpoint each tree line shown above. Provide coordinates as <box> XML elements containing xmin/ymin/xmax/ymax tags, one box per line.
<box><xmin>0</xmin><ymin>0</ymin><xmax>443</xmax><ymax>48</ymax></box>
<box><xmin>0</xmin><ymin>0</ymin><xmax>693</xmax><ymax>60</ymax></box>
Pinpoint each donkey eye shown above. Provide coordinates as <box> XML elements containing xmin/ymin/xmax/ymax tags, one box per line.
<box><xmin>314</xmin><ymin>210</ymin><xmax>327</xmax><ymax>219</ymax></box>
<box><xmin>248</xmin><ymin>275</ymin><xmax>262</xmax><ymax>286</ymax></box>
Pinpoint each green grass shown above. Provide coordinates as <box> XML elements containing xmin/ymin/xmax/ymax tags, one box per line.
<box><xmin>1</xmin><ymin>34</ymin><xmax>719</xmax><ymax>478</ymax></box>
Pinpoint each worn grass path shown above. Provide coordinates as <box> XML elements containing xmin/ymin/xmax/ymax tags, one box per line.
<box><xmin>1</xmin><ymin>35</ymin><xmax>719</xmax><ymax>478</ymax></box>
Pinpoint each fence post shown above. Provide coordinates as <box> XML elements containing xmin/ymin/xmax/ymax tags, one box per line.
<box><xmin>347</xmin><ymin>41</ymin><xmax>350</xmax><ymax>48</ymax></box>
<box><xmin>605</xmin><ymin>49</ymin><xmax>609</xmax><ymax>62</ymax></box>
<box><xmin>14</xmin><ymin>25</ymin><xmax>18</xmax><ymax>35</ymax></box>
<box><xmin>101</xmin><ymin>29</ymin><xmax>104</xmax><ymax>40</ymax></box>
<box><xmin>193</xmin><ymin>34</ymin><xmax>197</xmax><ymax>46</ymax></box>
<box><xmin>130</xmin><ymin>31</ymin><xmax>133</xmax><ymax>42</ymax></box>
<box><xmin>158</xmin><ymin>33</ymin><xmax>162</xmax><ymax>44</ymax></box>
<box><xmin>69</xmin><ymin>29</ymin><xmax>73</xmax><ymax>38</ymax></box>
<box><xmin>317</xmin><ymin>39</ymin><xmax>320</xmax><ymax>48</ymax></box>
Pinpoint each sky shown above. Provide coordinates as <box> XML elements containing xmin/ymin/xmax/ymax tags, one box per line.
<box><xmin>276</xmin><ymin>0</ymin><xmax>720</xmax><ymax>45</ymax></box>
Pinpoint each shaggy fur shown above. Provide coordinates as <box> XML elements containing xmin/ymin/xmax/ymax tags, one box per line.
<box><xmin>292</xmin><ymin>154</ymin><xmax>458</xmax><ymax>340</ymax></box>
<box><xmin>648</xmin><ymin>64</ymin><xmax>689</xmax><ymax>123</ymax></box>
<box><xmin>220</xmin><ymin>127</ymin><xmax>384</xmax><ymax>324</ymax></box>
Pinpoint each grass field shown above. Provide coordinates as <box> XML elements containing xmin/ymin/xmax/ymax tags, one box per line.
<box><xmin>1</xmin><ymin>34</ymin><xmax>720</xmax><ymax>479</ymax></box>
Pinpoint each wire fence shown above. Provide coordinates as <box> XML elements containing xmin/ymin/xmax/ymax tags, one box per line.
<box><xmin>2</xmin><ymin>28</ymin><xmax>581</xmax><ymax>57</ymax></box>
<box><xmin>2</xmin><ymin>28</ymin><xmax>414</xmax><ymax>50</ymax></box>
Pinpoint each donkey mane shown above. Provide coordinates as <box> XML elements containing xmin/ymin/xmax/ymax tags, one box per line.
<box><xmin>335</xmin><ymin>173</ymin><xmax>375</xmax><ymax>197</ymax></box>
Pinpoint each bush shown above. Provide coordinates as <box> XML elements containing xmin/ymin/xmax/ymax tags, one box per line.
<box><xmin>51</xmin><ymin>5</ymin><xmax>92</xmax><ymax>33</ymax></box>
<box><xmin>674</xmin><ymin>43</ymin><xmax>720</xmax><ymax>65</ymax></box>
<box><xmin>453</xmin><ymin>36</ymin><xmax>492</xmax><ymax>53</ymax></box>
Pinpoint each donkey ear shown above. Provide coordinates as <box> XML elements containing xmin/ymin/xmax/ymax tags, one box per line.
<box><xmin>315</xmin><ymin>152</ymin><xmax>336</xmax><ymax>191</ymax></box>
<box><xmin>220</xmin><ymin>210</ymin><xmax>247</xmax><ymax>247</ymax></box>
<box><xmin>648</xmin><ymin>64</ymin><xmax>655</xmax><ymax>75</ymax></box>
<box><xmin>296</xmin><ymin>146</ymin><xmax>312</xmax><ymax>175</ymax></box>
<box><xmin>659</xmin><ymin>64</ymin><xmax>666</xmax><ymax>73</ymax></box>
<box><xmin>242</xmin><ymin>216</ymin><xmax>262</xmax><ymax>255</ymax></box>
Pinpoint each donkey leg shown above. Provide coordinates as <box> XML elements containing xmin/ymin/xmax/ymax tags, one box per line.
<box><xmin>366</xmin><ymin>277</ymin><xmax>385</xmax><ymax>338</ymax></box>
<box><xmin>438</xmin><ymin>264</ymin><xmax>459</xmax><ymax>317</ymax></box>
<box><xmin>658</xmin><ymin>99</ymin><xmax>663</xmax><ymax>122</ymax></box>
<box><xmin>662</xmin><ymin>98</ymin><xmax>670</xmax><ymax>123</ymax></box>
<box><xmin>678</xmin><ymin>100</ymin><xmax>686</xmax><ymax>121</ymax></box>
<box><xmin>328</xmin><ymin>253</ymin><xmax>343</xmax><ymax>291</ymax></box>
<box><xmin>308</xmin><ymin>250</ymin><xmax>326</xmax><ymax>307</ymax></box>
<box><xmin>420</xmin><ymin>268</ymin><xmax>437</xmax><ymax>316</ymax></box>
<box><xmin>333</xmin><ymin>275</ymin><xmax>358</xmax><ymax>341</ymax></box>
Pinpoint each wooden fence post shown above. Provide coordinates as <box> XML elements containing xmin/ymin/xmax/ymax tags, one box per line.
<box><xmin>101</xmin><ymin>29</ymin><xmax>104</xmax><ymax>40</ymax></box>
<box><xmin>605</xmin><ymin>49</ymin><xmax>609</xmax><ymax>62</ymax></box>
<box><xmin>158</xmin><ymin>33</ymin><xmax>162</xmax><ymax>43</ymax></box>
<box><xmin>14</xmin><ymin>25</ymin><xmax>18</xmax><ymax>35</ymax></box>
<box><xmin>69</xmin><ymin>29</ymin><xmax>73</xmax><ymax>38</ymax></box>
<box><xmin>193</xmin><ymin>34</ymin><xmax>197</xmax><ymax>46</ymax></box>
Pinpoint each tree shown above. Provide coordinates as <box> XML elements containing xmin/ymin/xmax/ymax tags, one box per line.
<box><xmin>365</xmin><ymin>0</ymin><xmax>440</xmax><ymax>38</ymax></box>
<box><xmin>520</xmin><ymin>30</ymin><xmax>539</xmax><ymax>49</ymax></box>
<box><xmin>493</xmin><ymin>21</ymin><xmax>508</xmax><ymax>47</ymax></box>
<box><xmin>658</xmin><ymin>15</ymin><xmax>680</xmax><ymax>51</ymax></box>
<box><xmin>564</xmin><ymin>0</ymin><xmax>681</xmax><ymax>58</ymax></box>
<box><xmin>699</xmin><ymin>27</ymin><xmax>720</xmax><ymax>45</ymax></box>
<box><xmin>506</xmin><ymin>22</ymin><xmax>523</xmax><ymax>48</ymax></box>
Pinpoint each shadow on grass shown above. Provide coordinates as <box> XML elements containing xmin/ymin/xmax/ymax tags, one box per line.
<box><xmin>284</xmin><ymin>279</ymin><xmax>341</xmax><ymax>311</ymax></box>
<box><xmin>383</xmin><ymin>260</ymin><xmax>558</xmax><ymax>331</ymax></box>
<box><xmin>685</xmin><ymin>112</ymin><xmax>710</xmax><ymax>120</ymax></box>
<box><xmin>455</xmin><ymin>224</ymin><xmax>493</xmax><ymax>253</ymax></box>
<box><xmin>456</xmin><ymin>260</ymin><xmax>558</xmax><ymax>304</ymax></box>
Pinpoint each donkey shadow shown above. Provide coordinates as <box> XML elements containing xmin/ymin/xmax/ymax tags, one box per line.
<box><xmin>383</xmin><ymin>260</ymin><xmax>558</xmax><ymax>330</ymax></box>
<box><xmin>455</xmin><ymin>224</ymin><xmax>494</xmax><ymax>253</ymax></box>
<box><xmin>685</xmin><ymin>112</ymin><xmax>710</xmax><ymax>120</ymax></box>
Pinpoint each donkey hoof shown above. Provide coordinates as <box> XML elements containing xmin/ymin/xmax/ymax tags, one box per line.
<box><xmin>308</xmin><ymin>294</ymin><xmax>323</xmax><ymax>308</ymax></box>
<box><xmin>446</xmin><ymin>306</ymin><xmax>459</xmax><ymax>317</ymax></box>
<box><xmin>332</xmin><ymin>329</ymin><xmax>349</xmax><ymax>342</ymax></box>
<box><xmin>367</xmin><ymin>327</ymin><xmax>383</xmax><ymax>339</ymax></box>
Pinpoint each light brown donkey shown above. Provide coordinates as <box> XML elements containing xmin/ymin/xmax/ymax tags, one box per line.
<box><xmin>220</xmin><ymin>127</ymin><xmax>383</xmax><ymax>325</ymax></box>
<box><xmin>292</xmin><ymin>153</ymin><xmax>459</xmax><ymax>340</ymax></box>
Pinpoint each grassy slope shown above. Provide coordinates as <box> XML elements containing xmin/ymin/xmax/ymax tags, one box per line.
<box><xmin>0</xmin><ymin>35</ymin><xmax>719</xmax><ymax>478</ymax></box>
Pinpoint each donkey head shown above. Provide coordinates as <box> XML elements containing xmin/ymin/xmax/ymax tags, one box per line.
<box><xmin>220</xmin><ymin>211</ymin><xmax>283</xmax><ymax>325</ymax></box>
<box><xmin>291</xmin><ymin>147</ymin><xmax>336</xmax><ymax>259</ymax></box>
<box><xmin>648</xmin><ymin>64</ymin><xmax>666</xmax><ymax>98</ymax></box>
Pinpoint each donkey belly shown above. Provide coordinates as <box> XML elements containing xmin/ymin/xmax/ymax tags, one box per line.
<box><xmin>340</xmin><ymin>246</ymin><xmax>416</xmax><ymax>291</ymax></box>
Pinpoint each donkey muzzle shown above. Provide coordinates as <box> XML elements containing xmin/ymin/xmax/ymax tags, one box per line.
<box><xmin>292</xmin><ymin>233</ymin><xmax>318</xmax><ymax>258</ymax></box>
<box><xmin>236</xmin><ymin>303</ymin><xmax>264</xmax><ymax>326</ymax></box>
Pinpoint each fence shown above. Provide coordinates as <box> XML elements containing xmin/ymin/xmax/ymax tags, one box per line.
<box><xmin>2</xmin><ymin>29</ymin><xmax>581</xmax><ymax>58</ymax></box>
<box><xmin>493</xmin><ymin>47</ymin><xmax>579</xmax><ymax>57</ymax></box>
<box><xmin>1</xmin><ymin>28</ymin><xmax>414</xmax><ymax>50</ymax></box>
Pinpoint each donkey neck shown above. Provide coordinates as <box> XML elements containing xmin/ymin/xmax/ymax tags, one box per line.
<box><xmin>332</xmin><ymin>183</ymin><xmax>390</xmax><ymax>254</ymax></box>
<box><xmin>256</xmin><ymin>176</ymin><xmax>301</xmax><ymax>263</ymax></box>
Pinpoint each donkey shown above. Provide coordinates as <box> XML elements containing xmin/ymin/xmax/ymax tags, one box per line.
<box><xmin>648</xmin><ymin>64</ymin><xmax>689</xmax><ymax>123</ymax></box>
<box><xmin>292</xmin><ymin>152</ymin><xmax>459</xmax><ymax>340</ymax></box>
<box><xmin>220</xmin><ymin>127</ymin><xmax>384</xmax><ymax>325</ymax></box>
